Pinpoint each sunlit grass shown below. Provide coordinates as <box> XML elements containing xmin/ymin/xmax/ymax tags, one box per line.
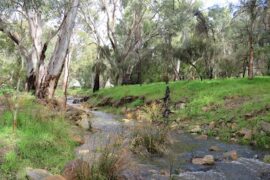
<box><xmin>0</xmin><ymin>94</ymin><xmax>76</xmax><ymax>179</ymax></box>
<box><xmin>70</xmin><ymin>77</ymin><xmax>270</xmax><ymax>149</ymax></box>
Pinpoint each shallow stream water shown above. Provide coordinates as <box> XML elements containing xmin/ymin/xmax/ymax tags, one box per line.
<box><xmin>68</xmin><ymin>98</ymin><xmax>270</xmax><ymax>180</ymax></box>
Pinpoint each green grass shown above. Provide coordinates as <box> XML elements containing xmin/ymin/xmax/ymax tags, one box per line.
<box><xmin>0</xmin><ymin>87</ymin><xmax>14</xmax><ymax>96</ymax></box>
<box><xmin>71</xmin><ymin>77</ymin><xmax>270</xmax><ymax>105</ymax></box>
<box><xmin>0</xmin><ymin>94</ymin><xmax>76</xmax><ymax>179</ymax></box>
<box><xmin>71</xmin><ymin>77</ymin><xmax>270</xmax><ymax>149</ymax></box>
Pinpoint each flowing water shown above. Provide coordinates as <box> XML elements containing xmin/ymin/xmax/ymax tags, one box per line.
<box><xmin>68</xmin><ymin>98</ymin><xmax>270</xmax><ymax>180</ymax></box>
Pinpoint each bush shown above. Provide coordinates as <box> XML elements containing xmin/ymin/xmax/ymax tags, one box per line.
<box><xmin>131</xmin><ymin>122</ymin><xmax>169</xmax><ymax>155</ymax></box>
<box><xmin>141</xmin><ymin>102</ymin><xmax>163</xmax><ymax>123</ymax></box>
<box><xmin>131</xmin><ymin>102</ymin><xmax>170</xmax><ymax>155</ymax></box>
<box><xmin>89</xmin><ymin>136</ymin><xmax>131</xmax><ymax>180</ymax></box>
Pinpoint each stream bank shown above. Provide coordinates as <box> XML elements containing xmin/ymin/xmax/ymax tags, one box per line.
<box><xmin>68</xmin><ymin>98</ymin><xmax>270</xmax><ymax>180</ymax></box>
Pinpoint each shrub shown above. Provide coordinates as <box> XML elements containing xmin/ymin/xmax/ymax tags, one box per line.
<box><xmin>89</xmin><ymin>136</ymin><xmax>131</xmax><ymax>180</ymax></box>
<box><xmin>131</xmin><ymin>122</ymin><xmax>169</xmax><ymax>155</ymax></box>
<box><xmin>131</xmin><ymin>102</ymin><xmax>170</xmax><ymax>155</ymax></box>
<box><xmin>141</xmin><ymin>102</ymin><xmax>163</xmax><ymax>123</ymax></box>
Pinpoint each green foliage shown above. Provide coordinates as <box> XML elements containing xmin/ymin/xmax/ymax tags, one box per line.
<box><xmin>128</xmin><ymin>98</ymin><xmax>144</xmax><ymax>108</ymax></box>
<box><xmin>1</xmin><ymin>151</ymin><xmax>19</xmax><ymax>176</ymax></box>
<box><xmin>0</xmin><ymin>95</ymin><xmax>76</xmax><ymax>179</ymax></box>
<box><xmin>69</xmin><ymin>31</ymin><xmax>97</xmax><ymax>88</ymax></box>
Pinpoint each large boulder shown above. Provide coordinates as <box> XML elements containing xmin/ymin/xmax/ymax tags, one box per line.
<box><xmin>26</xmin><ymin>168</ymin><xmax>52</xmax><ymax>180</ymax></box>
<box><xmin>192</xmin><ymin>155</ymin><xmax>215</xmax><ymax>165</ymax></box>
<box><xmin>62</xmin><ymin>159</ymin><xmax>90</xmax><ymax>180</ymax></box>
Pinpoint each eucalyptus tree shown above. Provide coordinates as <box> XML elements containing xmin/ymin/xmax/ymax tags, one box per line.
<box><xmin>155</xmin><ymin>0</ymin><xmax>200</xmax><ymax>81</ymax></box>
<box><xmin>0</xmin><ymin>33</ymin><xmax>19</xmax><ymax>87</ymax></box>
<box><xmin>79</xmin><ymin>0</ymin><xmax>108</xmax><ymax>92</ymax></box>
<box><xmin>102</xmin><ymin>0</ymin><xmax>161</xmax><ymax>85</ymax></box>
<box><xmin>207</xmin><ymin>6</ymin><xmax>235</xmax><ymax>77</ymax></box>
<box><xmin>256</xmin><ymin>0</ymin><xmax>270</xmax><ymax>75</ymax></box>
<box><xmin>80</xmin><ymin>0</ymin><xmax>160</xmax><ymax>86</ymax></box>
<box><xmin>0</xmin><ymin>0</ymin><xmax>79</xmax><ymax>99</ymax></box>
<box><xmin>233</xmin><ymin>0</ymin><xmax>265</xmax><ymax>79</ymax></box>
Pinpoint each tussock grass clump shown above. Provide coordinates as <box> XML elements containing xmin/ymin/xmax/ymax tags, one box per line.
<box><xmin>131</xmin><ymin>123</ymin><xmax>169</xmax><ymax>155</ymax></box>
<box><xmin>88</xmin><ymin>136</ymin><xmax>132</xmax><ymax>180</ymax></box>
<box><xmin>131</xmin><ymin>103</ymin><xmax>170</xmax><ymax>155</ymax></box>
<box><xmin>141</xmin><ymin>102</ymin><xmax>163</xmax><ymax>123</ymax></box>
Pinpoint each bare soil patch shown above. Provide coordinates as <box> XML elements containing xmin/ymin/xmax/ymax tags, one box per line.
<box><xmin>224</xmin><ymin>96</ymin><xmax>249</xmax><ymax>110</ymax></box>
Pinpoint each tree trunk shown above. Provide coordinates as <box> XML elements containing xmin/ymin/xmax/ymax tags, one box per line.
<box><xmin>174</xmin><ymin>60</ymin><xmax>181</xmax><ymax>81</ymax></box>
<box><xmin>13</xmin><ymin>55</ymin><xmax>24</xmax><ymax>131</ymax></box>
<box><xmin>36</xmin><ymin>0</ymin><xmax>80</xmax><ymax>99</ymax></box>
<box><xmin>26</xmin><ymin>9</ymin><xmax>43</xmax><ymax>92</ymax></box>
<box><xmin>138</xmin><ymin>55</ymin><xmax>142</xmax><ymax>85</ymax></box>
<box><xmin>25</xmin><ymin>73</ymin><xmax>36</xmax><ymax>92</ymax></box>
<box><xmin>93</xmin><ymin>70</ymin><xmax>100</xmax><ymax>93</ymax></box>
<box><xmin>63</xmin><ymin>49</ymin><xmax>71</xmax><ymax>107</ymax></box>
<box><xmin>242</xmin><ymin>57</ymin><xmax>247</xmax><ymax>78</ymax></box>
<box><xmin>248</xmin><ymin>34</ymin><xmax>254</xmax><ymax>79</ymax></box>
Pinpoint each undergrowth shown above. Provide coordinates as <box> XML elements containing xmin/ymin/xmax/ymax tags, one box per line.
<box><xmin>0</xmin><ymin>94</ymin><xmax>76</xmax><ymax>179</ymax></box>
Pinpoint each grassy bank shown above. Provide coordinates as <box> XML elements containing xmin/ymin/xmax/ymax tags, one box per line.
<box><xmin>0</xmin><ymin>94</ymin><xmax>76</xmax><ymax>179</ymax></box>
<box><xmin>72</xmin><ymin>77</ymin><xmax>270</xmax><ymax>149</ymax></box>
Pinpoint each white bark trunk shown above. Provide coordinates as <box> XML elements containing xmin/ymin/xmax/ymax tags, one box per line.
<box><xmin>176</xmin><ymin>60</ymin><xmax>181</xmax><ymax>80</ymax></box>
<box><xmin>37</xmin><ymin>0</ymin><xmax>80</xmax><ymax>99</ymax></box>
<box><xmin>63</xmin><ymin>49</ymin><xmax>71</xmax><ymax>108</ymax></box>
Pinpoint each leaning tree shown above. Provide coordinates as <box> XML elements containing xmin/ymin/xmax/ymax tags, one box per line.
<box><xmin>0</xmin><ymin>0</ymin><xmax>79</xmax><ymax>99</ymax></box>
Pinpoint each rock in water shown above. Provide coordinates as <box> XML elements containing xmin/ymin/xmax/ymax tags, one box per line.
<box><xmin>203</xmin><ymin>155</ymin><xmax>215</xmax><ymax>165</ymax></box>
<box><xmin>195</xmin><ymin>135</ymin><xmax>208</xmax><ymax>140</ymax></box>
<box><xmin>209</xmin><ymin>145</ymin><xmax>222</xmax><ymax>152</ymax></box>
<box><xmin>223</xmin><ymin>150</ymin><xmax>238</xmax><ymax>160</ymax></box>
<box><xmin>192</xmin><ymin>155</ymin><xmax>215</xmax><ymax>165</ymax></box>
<box><xmin>26</xmin><ymin>168</ymin><xmax>52</xmax><ymax>180</ymax></box>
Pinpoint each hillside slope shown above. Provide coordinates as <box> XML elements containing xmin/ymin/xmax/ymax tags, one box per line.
<box><xmin>72</xmin><ymin>77</ymin><xmax>270</xmax><ymax>149</ymax></box>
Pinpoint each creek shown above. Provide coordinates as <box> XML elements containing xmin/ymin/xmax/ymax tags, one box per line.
<box><xmin>68</xmin><ymin>98</ymin><xmax>270</xmax><ymax>180</ymax></box>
